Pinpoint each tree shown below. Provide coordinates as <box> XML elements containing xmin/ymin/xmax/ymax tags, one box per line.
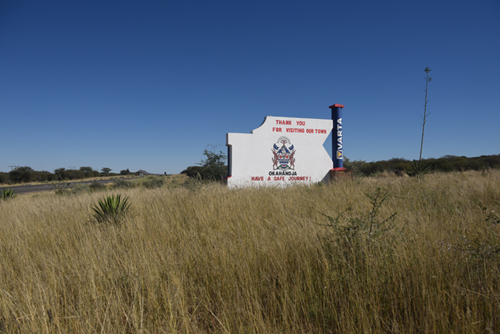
<box><xmin>0</xmin><ymin>172</ymin><xmax>8</xmax><ymax>184</ymax></box>
<box><xmin>120</xmin><ymin>169</ymin><xmax>131</xmax><ymax>175</ymax></box>
<box><xmin>101</xmin><ymin>167</ymin><xmax>112</xmax><ymax>174</ymax></box>
<box><xmin>9</xmin><ymin>166</ymin><xmax>34</xmax><ymax>183</ymax></box>
<box><xmin>54</xmin><ymin>168</ymin><xmax>66</xmax><ymax>180</ymax></box>
<box><xmin>33</xmin><ymin>170</ymin><xmax>56</xmax><ymax>182</ymax></box>
<box><xmin>181</xmin><ymin>166</ymin><xmax>205</xmax><ymax>178</ymax></box>
<box><xmin>182</xmin><ymin>148</ymin><xmax>227</xmax><ymax>181</ymax></box>
<box><xmin>65</xmin><ymin>169</ymin><xmax>85</xmax><ymax>180</ymax></box>
<box><xmin>198</xmin><ymin>148</ymin><xmax>227</xmax><ymax>181</ymax></box>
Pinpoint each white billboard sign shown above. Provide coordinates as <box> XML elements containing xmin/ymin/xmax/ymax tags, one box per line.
<box><xmin>226</xmin><ymin>116</ymin><xmax>333</xmax><ymax>188</ymax></box>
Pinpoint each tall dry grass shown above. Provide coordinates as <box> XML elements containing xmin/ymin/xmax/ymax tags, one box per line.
<box><xmin>0</xmin><ymin>170</ymin><xmax>499</xmax><ymax>333</ymax></box>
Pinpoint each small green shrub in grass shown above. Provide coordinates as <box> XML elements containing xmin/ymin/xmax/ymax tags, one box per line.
<box><xmin>88</xmin><ymin>181</ymin><xmax>106</xmax><ymax>192</ymax></box>
<box><xmin>408</xmin><ymin>159</ymin><xmax>431</xmax><ymax>177</ymax></box>
<box><xmin>92</xmin><ymin>194</ymin><xmax>131</xmax><ymax>224</ymax></box>
<box><xmin>52</xmin><ymin>182</ymin><xmax>88</xmax><ymax>195</ymax></box>
<box><xmin>142</xmin><ymin>176</ymin><xmax>165</xmax><ymax>189</ymax></box>
<box><xmin>0</xmin><ymin>188</ymin><xmax>16</xmax><ymax>200</ymax></box>
<box><xmin>112</xmin><ymin>178</ymin><xmax>134</xmax><ymax>189</ymax></box>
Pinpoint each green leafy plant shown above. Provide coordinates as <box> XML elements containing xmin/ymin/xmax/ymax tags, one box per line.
<box><xmin>0</xmin><ymin>188</ymin><xmax>17</xmax><ymax>200</ymax></box>
<box><xmin>407</xmin><ymin>159</ymin><xmax>431</xmax><ymax>177</ymax></box>
<box><xmin>92</xmin><ymin>194</ymin><xmax>131</xmax><ymax>224</ymax></box>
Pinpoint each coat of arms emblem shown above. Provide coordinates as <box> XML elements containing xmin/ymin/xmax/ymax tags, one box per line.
<box><xmin>272</xmin><ymin>136</ymin><xmax>296</xmax><ymax>170</ymax></box>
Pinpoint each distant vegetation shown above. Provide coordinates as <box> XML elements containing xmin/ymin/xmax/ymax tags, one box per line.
<box><xmin>0</xmin><ymin>166</ymin><xmax>146</xmax><ymax>185</ymax></box>
<box><xmin>345</xmin><ymin>154</ymin><xmax>500</xmax><ymax>176</ymax></box>
<box><xmin>2</xmin><ymin>154</ymin><xmax>499</xmax><ymax>185</ymax></box>
<box><xmin>179</xmin><ymin>153</ymin><xmax>500</xmax><ymax>180</ymax></box>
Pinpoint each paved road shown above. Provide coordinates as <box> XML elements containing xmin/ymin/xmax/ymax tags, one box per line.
<box><xmin>0</xmin><ymin>178</ymin><xmax>139</xmax><ymax>195</ymax></box>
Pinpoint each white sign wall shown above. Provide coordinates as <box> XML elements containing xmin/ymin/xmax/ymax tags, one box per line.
<box><xmin>226</xmin><ymin>116</ymin><xmax>333</xmax><ymax>188</ymax></box>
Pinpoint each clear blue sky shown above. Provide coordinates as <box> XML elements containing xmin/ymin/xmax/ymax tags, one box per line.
<box><xmin>1</xmin><ymin>0</ymin><xmax>499</xmax><ymax>174</ymax></box>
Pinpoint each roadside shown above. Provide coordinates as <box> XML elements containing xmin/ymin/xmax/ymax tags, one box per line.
<box><xmin>0</xmin><ymin>175</ymin><xmax>136</xmax><ymax>188</ymax></box>
<box><xmin>0</xmin><ymin>177</ymin><xmax>141</xmax><ymax>195</ymax></box>
<box><xmin>0</xmin><ymin>175</ymin><xmax>188</xmax><ymax>195</ymax></box>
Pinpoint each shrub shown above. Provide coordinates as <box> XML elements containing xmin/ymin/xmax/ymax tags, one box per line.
<box><xmin>112</xmin><ymin>179</ymin><xmax>134</xmax><ymax>189</ymax></box>
<box><xmin>343</xmin><ymin>156</ymin><xmax>367</xmax><ymax>177</ymax></box>
<box><xmin>142</xmin><ymin>176</ymin><xmax>165</xmax><ymax>189</ymax></box>
<box><xmin>8</xmin><ymin>166</ymin><xmax>34</xmax><ymax>183</ymax></box>
<box><xmin>53</xmin><ymin>182</ymin><xmax>88</xmax><ymax>196</ymax></box>
<box><xmin>0</xmin><ymin>188</ymin><xmax>16</xmax><ymax>200</ymax></box>
<box><xmin>182</xmin><ymin>148</ymin><xmax>227</xmax><ymax>181</ymax></box>
<box><xmin>33</xmin><ymin>171</ymin><xmax>57</xmax><ymax>182</ymax></box>
<box><xmin>318</xmin><ymin>187</ymin><xmax>397</xmax><ymax>246</ymax></box>
<box><xmin>65</xmin><ymin>169</ymin><xmax>85</xmax><ymax>180</ymax></box>
<box><xmin>79</xmin><ymin>167</ymin><xmax>98</xmax><ymax>178</ymax></box>
<box><xmin>408</xmin><ymin>160</ymin><xmax>431</xmax><ymax>177</ymax></box>
<box><xmin>88</xmin><ymin>181</ymin><xmax>106</xmax><ymax>192</ymax></box>
<box><xmin>92</xmin><ymin>194</ymin><xmax>131</xmax><ymax>224</ymax></box>
<box><xmin>120</xmin><ymin>169</ymin><xmax>131</xmax><ymax>175</ymax></box>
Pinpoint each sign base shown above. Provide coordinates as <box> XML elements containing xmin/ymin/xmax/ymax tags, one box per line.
<box><xmin>329</xmin><ymin>168</ymin><xmax>351</xmax><ymax>181</ymax></box>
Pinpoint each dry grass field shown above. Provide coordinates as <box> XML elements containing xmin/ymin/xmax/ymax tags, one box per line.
<box><xmin>0</xmin><ymin>170</ymin><xmax>499</xmax><ymax>333</ymax></box>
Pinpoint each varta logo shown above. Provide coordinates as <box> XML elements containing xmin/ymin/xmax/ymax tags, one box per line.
<box><xmin>337</xmin><ymin>118</ymin><xmax>343</xmax><ymax>160</ymax></box>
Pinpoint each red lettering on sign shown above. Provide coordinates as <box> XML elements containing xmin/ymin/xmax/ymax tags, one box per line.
<box><xmin>288</xmin><ymin>176</ymin><xmax>311</xmax><ymax>181</ymax></box>
<box><xmin>286</xmin><ymin>128</ymin><xmax>305</xmax><ymax>133</ymax></box>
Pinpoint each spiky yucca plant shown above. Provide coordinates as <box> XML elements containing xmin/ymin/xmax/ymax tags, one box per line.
<box><xmin>0</xmin><ymin>188</ymin><xmax>16</xmax><ymax>200</ymax></box>
<box><xmin>408</xmin><ymin>159</ymin><xmax>431</xmax><ymax>177</ymax></box>
<box><xmin>92</xmin><ymin>194</ymin><xmax>131</xmax><ymax>224</ymax></box>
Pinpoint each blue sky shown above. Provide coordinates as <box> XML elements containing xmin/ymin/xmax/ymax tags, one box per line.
<box><xmin>1</xmin><ymin>0</ymin><xmax>499</xmax><ymax>174</ymax></box>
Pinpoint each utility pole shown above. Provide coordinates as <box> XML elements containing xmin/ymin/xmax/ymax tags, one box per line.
<box><xmin>419</xmin><ymin>67</ymin><xmax>432</xmax><ymax>162</ymax></box>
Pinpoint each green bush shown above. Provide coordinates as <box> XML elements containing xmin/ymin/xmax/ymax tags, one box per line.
<box><xmin>88</xmin><ymin>181</ymin><xmax>106</xmax><ymax>192</ymax></box>
<box><xmin>112</xmin><ymin>179</ymin><xmax>134</xmax><ymax>189</ymax></box>
<box><xmin>92</xmin><ymin>194</ymin><xmax>131</xmax><ymax>224</ymax></box>
<box><xmin>407</xmin><ymin>160</ymin><xmax>431</xmax><ymax>177</ymax></box>
<box><xmin>0</xmin><ymin>188</ymin><xmax>16</xmax><ymax>200</ymax></box>
<box><xmin>8</xmin><ymin>167</ymin><xmax>34</xmax><ymax>183</ymax></box>
<box><xmin>142</xmin><ymin>176</ymin><xmax>165</xmax><ymax>189</ymax></box>
<box><xmin>182</xmin><ymin>149</ymin><xmax>227</xmax><ymax>181</ymax></box>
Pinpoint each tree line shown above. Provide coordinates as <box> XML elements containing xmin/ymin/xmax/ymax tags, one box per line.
<box><xmin>3</xmin><ymin>153</ymin><xmax>498</xmax><ymax>185</ymax></box>
<box><xmin>180</xmin><ymin>151</ymin><xmax>500</xmax><ymax>181</ymax></box>
<box><xmin>345</xmin><ymin>154</ymin><xmax>500</xmax><ymax>176</ymax></box>
<box><xmin>0</xmin><ymin>167</ymin><xmax>139</xmax><ymax>184</ymax></box>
